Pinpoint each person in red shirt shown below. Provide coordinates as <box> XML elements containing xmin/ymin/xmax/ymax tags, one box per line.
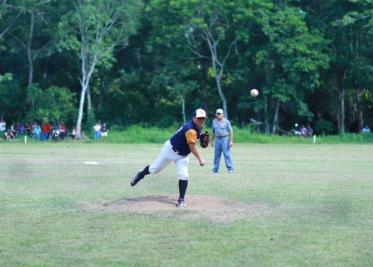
<box><xmin>42</xmin><ymin>122</ymin><xmax>50</xmax><ymax>140</ymax></box>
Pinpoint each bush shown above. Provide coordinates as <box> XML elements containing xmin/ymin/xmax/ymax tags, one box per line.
<box><xmin>27</xmin><ymin>85</ymin><xmax>76</xmax><ymax>124</ymax></box>
<box><xmin>315</xmin><ymin>119</ymin><xmax>334</xmax><ymax>135</ymax></box>
<box><xmin>0</xmin><ymin>74</ymin><xmax>25</xmax><ymax>122</ymax></box>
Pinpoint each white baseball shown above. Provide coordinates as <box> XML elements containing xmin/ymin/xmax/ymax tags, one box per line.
<box><xmin>250</xmin><ymin>88</ymin><xmax>259</xmax><ymax>97</ymax></box>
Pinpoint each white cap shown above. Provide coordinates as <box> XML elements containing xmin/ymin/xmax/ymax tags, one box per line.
<box><xmin>216</xmin><ymin>108</ymin><xmax>224</xmax><ymax>114</ymax></box>
<box><xmin>194</xmin><ymin>108</ymin><xmax>207</xmax><ymax>118</ymax></box>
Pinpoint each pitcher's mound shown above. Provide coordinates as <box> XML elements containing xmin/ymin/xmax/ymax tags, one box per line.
<box><xmin>84</xmin><ymin>195</ymin><xmax>271</xmax><ymax>223</ymax></box>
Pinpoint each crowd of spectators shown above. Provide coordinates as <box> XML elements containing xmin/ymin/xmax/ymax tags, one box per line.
<box><xmin>1</xmin><ymin>117</ymin><xmax>109</xmax><ymax>141</ymax></box>
<box><xmin>0</xmin><ymin>119</ymin><xmax>74</xmax><ymax>141</ymax></box>
<box><xmin>93</xmin><ymin>122</ymin><xmax>109</xmax><ymax>140</ymax></box>
<box><xmin>292</xmin><ymin>124</ymin><xmax>314</xmax><ymax>137</ymax></box>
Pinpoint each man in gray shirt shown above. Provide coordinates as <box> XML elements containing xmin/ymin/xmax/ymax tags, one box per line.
<box><xmin>211</xmin><ymin>108</ymin><xmax>234</xmax><ymax>173</ymax></box>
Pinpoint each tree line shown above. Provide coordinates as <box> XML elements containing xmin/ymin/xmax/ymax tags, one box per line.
<box><xmin>1</xmin><ymin>0</ymin><xmax>373</xmax><ymax>136</ymax></box>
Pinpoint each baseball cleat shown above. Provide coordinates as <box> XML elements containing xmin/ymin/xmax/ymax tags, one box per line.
<box><xmin>176</xmin><ymin>199</ymin><xmax>186</xmax><ymax>208</ymax></box>
<box><xmin>130</xmin><ymin>170</ymin><xmax>145</xmax><ymax>186</ymax></box>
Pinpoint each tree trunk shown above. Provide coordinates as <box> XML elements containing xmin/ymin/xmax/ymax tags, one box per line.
<box><xmin>204</xmin><ymin>32</ymin><xmax>230</xmax><ymax>119</ymax></box>
<box><xmin>202</xmin><ymin>60</ymin><xmax>209</xmax><ymax>112</ymax></box>
<box><xmin>338</xmin><ymin>69</ymin><xmax>348</xmax><ymax>134</ymax></box>
<box><xmin>339</xmin><ymin>88</ymin><xmax>345</xmax><ymax>134</ymax></box>
<box><xmin>357</xmin><ymin>89</ymin><xmax>363</xmax><ymax>132</ymax></box>
<box><xmin>272</xmin><ymin>100</ymin><xmax>280</xmax><ymax>134</ymax></box>
<box><xmin>87</xmin><ymin>86</ymin><xmax>92</xmax><ymax>112</ymax></box>
<box><xmin>215</xmin><ymin>75</ymin><xmax>228</xmax><ymax>119</ymax></box>
<box><xmin>76</xmin><ymin>83</ymin><xmax>88</xmax><ymax>140</ymax></box>
<box><xmin>27</xmin><ymin>11</ymin><xmax>35</xmax><ymax>88</ymax></box>
<box><xmin>264</xmin><ymin>94</ymin><xmax>269</xmax><ymax>134</ymax></box>
<box><xmin>75</xmin><ymin>49</ymin><xmax>97</xmax><ymax>139</ymax></box>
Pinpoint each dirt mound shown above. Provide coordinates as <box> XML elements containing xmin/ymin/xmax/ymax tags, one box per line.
<box><xmin>84</xmin><ymin>195</ymin><xmax>271</xmax><ymax>223</ymax></box>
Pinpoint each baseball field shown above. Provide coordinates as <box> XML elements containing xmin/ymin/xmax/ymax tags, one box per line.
<box><xmin>0</xmin><ymin>143</ymin><xmax>372</xmax><ymax>266</ymax></box>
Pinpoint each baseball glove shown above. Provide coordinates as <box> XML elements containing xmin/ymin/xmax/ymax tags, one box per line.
<box><xmin>200</xmin><ymin>131</ymin><xmax>209</xmax><ymax>148</ymax></box>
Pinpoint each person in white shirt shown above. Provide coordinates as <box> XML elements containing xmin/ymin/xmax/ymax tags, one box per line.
<box><xmin>93</xmin><ymin>122</ymin><xmax>101</xmax><ymax>140</ymax></box>
<box><xmin>0</xmin><ymin>117</ymin><xmax>6</xmax><ymax>132</ymax></box>
<box><xmin>362</xmin><ymin>125</ymin><xmax>371</xmax><ymax>133</ymax></box>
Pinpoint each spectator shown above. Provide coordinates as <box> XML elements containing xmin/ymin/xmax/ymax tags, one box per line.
<box><xmin>306</xmin><ymin>125</ymin><xmax>314</xmax><ymax>136</ymax></box>
<box><xmin>10</xmin><ymin>124</ymin><xmax>17</xmax><ymax>137</ymax></box>
<box><xmin>33</xmin><ymin>124</ymin><xmax>42</xmax><ymax>140</ymax></box>
<box><xmin>300</xmin><ymin>125</ymin><xmax>308</xmax><ymax>137</ymax></box>
<box><xmin>70</xmin><ymin>127</ymin><xmax>76</xmax><ymax>139</ymax></box>
<box><xmin>52</xmin><ymin>125</ymin><xmax>60</xmax><ymax>141</ymax></box>
<box><xmin>93</xmin><ymin>122</ymin><xmax>101</xmax><ymax>140</ymax></box>
<box><xmin>59</xmin><ymin>123</ymin><xmax>67</xmax><ymax>140</ymax></box>
<box><xmin>0</xmin><ymin>117</ymin><xmax>6</xmax><ymax>132</ymax></box>
<box><xmin>362</xmin><ymin>125</ymin><xmax>371</xmax><ymax>133</ymax></box>
<box><xmin>42</xmin><ymin>122</ymin><xmax>51</xmax><ymax>140</ymax></box>
<box><xmin>101</xmin><ymin>122</ymin><xmax>108</xmax><ymax>138</ymax></box>
<box><xmin>18</xmin><ymin>122</ymin><xmax>25</xmax><ymax>135</ymax></box>
<box><xmin>25</xmin><ymin>123</ymin><xmax>32</xmax><ymax>137</ymax></box>
<box><xmin>5</xmin><ymin>129</ymin><xmax>15</xmax><ymax>140</ymax></box>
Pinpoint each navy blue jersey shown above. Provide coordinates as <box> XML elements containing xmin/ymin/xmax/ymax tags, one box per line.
<box><xmin>170</xmin><ymin>120</ymin><xmax>201</xmax><ymax>156</ymax></box>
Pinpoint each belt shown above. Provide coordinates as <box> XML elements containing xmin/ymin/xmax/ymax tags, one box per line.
<box><xmin>172</xmin><ymin>146</ymin><xmax>180</xmax><ymax>154</ymax></box>
<box><xmin>216</xmin><ymin>135</ymin><xmax>228</xmax><ymax>138</ymax></box>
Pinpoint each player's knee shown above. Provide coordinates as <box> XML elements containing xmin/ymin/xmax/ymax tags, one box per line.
<box><xmin>149</xmin><ymin>165</ymin><xmax>160</xmax><ymax>174</ymax></box>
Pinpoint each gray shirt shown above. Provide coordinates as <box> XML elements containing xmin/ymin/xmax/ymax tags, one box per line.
<box><xmin>212</xmin><ymin>118</ymin><xmax>232</xmax><ymax>137</ymax></box>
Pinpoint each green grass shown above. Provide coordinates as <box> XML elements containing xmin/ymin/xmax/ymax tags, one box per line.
<box><xmin>2</xmin><ymin>125</ymin><xmax>373</xmax><ymax>144</ymax></box>
<box><xmin>0</xmin><ymin>143</ymin><xmax>372</xmax><ymax>266</ymax></box>
<box><xmin>103</xmin><ymin>126</ymin><xmax>373</xmax><ymax>144</ymax></box>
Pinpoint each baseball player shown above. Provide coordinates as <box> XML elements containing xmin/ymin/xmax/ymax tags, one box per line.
<box><xmin>130</xmin><ymin>108</ymin><xmax>208</xmax><ymax>208</ymax></box>
<box><xmin>211</xmin><ymin>108</ymin><xmax>234</xmax><ymax>173</ymax></box>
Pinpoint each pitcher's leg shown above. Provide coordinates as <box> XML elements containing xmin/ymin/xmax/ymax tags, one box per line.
<box><xmin>175</xmin><ymin>156</ymin><xmax>189</xmax><ymax>208</ymax></box>
<box><xmin>131</xmin><ymin>141</ymin><xmax>173</xmax><ymax>186</ymax></box>
<box><xmin>148</xmin><ymin>141</ymin><xmax>174</xmax><ymax>174</ymax></box>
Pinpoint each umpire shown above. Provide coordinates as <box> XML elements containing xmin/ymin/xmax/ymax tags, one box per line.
<box><xmin>211</xmin><ymin>108</ymin><xmax>234</xmax><ymax>173</ymax></box>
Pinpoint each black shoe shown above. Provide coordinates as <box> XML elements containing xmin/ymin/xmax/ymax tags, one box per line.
<box><xmin>130</xmin><ymin>170</ymin><xmax>145</xmax><ymax>186</ymax></box>
<box><xmin>176</xmin><ymin>199</ymin><xmax>186</xmax><ymax>208</ymax></box>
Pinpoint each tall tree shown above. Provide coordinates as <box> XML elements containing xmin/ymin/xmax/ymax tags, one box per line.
<box><xmin>6</xmin><ymin>0</ymin><xmax>55</xmax><ymax>87</ymax></box>
<box><xmin>59</xmin><ymin>0</ymin><xmax>142</xmax><ymax>139</ymax></box>
<box><xmin>169</xmin><ymin>0</ymin><xmax>269</xmax><ymax>119</ymax></box>
<box><xmin>254</xmin><ymin>4</ymin><xmax>329</xmax><ymax>133</ymax></box>
<box><xmin>301</xmin><ymin>0</ymin><xmax>373</xmax><ymax>133</ymax></box>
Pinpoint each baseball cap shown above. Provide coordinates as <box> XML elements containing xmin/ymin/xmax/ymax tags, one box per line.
<box><xmin>194</xmin><ymin>108</ymin><xmax>207</xmax><ymax>118</ymax></box>
<box><xmin>216</xmin><ymin>108</ymin><xmax>224</xmax><ymax>114</ymax></box>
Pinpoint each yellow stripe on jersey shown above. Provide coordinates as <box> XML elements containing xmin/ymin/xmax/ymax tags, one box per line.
<box><xmin>185</xmin><ymin>129</ymin><xmax>197</xmax><ymax>144</ymax></box>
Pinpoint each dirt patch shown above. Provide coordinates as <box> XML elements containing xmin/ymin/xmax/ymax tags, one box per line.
<box><xmin>84</xmin><ymin>195</ymin><xmax>271</xmax><ymax>223</ymax></box>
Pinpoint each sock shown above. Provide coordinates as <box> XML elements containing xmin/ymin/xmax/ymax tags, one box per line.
<box><xmin>178</xmin><ymin>180</ymin><xmax>188</xmax><ymax>200</ymax></box>
<box><xmin>142</xmin><ymin>165</ymin><xmax>150</xmax><ymax>175</ymax></box>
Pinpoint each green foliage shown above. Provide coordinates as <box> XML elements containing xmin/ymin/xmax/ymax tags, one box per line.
<box><xmin>26</xmin><ymin>85</ymin><xmax>76</xmax><ymax>123</ymax></box>
<box><xmin>315</xmin><ymin>119</ymin><xmax>334</xmax><ymax>135</ymax></box>
<box><xmin>58</xmin><ymin>0</ymin><xmax>142</xmax><ymax>70</ymax></box>
<box><xmin>102</xmin><ymin>125</ymin><xmax>175</xmax><ymax>143</ymax></box>
<box><xmin>84</xmin><ymin>107</ymin><xmax>96</xmax><ymax>133</ymax></box>
<box><xmin>89</xmin><ymin>125</ymin><xmax>373</xmax><ymax>144</ymax></box>
<box><xmin>0</xmin><ymin>73</ymin><xmax>25</xmax><ymax>122</ymax></box>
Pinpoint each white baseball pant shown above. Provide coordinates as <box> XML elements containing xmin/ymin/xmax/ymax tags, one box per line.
<box><xmin>149</xmin><ymin>140</ymin><xmax>189</xmax><ymax>180</ymax></box>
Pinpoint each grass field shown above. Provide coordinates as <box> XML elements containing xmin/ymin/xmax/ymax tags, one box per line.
<box><xmin>0</xmin><ymin>143</ymin><xmax>373</xmax><ymax>266</ymax></box>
